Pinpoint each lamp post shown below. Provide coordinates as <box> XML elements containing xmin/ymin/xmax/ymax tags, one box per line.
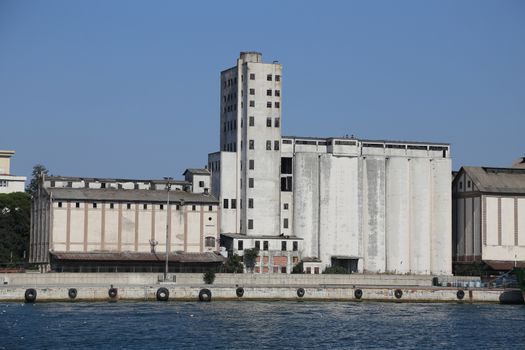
<box><xmin>164</xmin><ymin>177</ymin><xmax>173</xmax><ymax>281</ymax></box>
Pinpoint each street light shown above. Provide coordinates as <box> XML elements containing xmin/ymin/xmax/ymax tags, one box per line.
<box><xmin>163</xmin><ymin>177</ymin><xmax>173</xmax><ymax>281</ymax></box>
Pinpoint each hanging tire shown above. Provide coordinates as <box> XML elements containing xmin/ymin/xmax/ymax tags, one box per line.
<box><xmin>236</xmin><ymin>287</ymin><xmax>244</xmax><ymax>298</ymax></box>
<box><xmin>68</xmin><ymin>288</ymin><xmax>78</xmax><ymax>300</ymax></box>
<box><xmin>156</xmin><ymin>287</ymin><xmax>169</xmax><ymax>301</ymax></box>
<box><xmin>297</xmin><ymin>288</ymin><xmax>305</xmax><ymax>298</ymax></box>
<box><xmin>457</xmin><ymin>290</ymin><xmax>465</xmax><ymax>300</ymax></box>
<box><xmin>354</xmin><ymin>289</ymin><xmax>363</xmax><ymax>299</ymax></box>
<box><xmin>199</xmin><ymin>288</ymin><xmax>212</xmax><ymax>302</ymax></box>
<box><xmin>24</xmin><ymin>288</ymin><xmax>37</xmax><ymax>303</ymax></box>
<box><xmin>394</xmin><ymin>289</ymin><xmax>403</xmax><ymax>299</ymax></box>
<box><xmin>108</xmin><ymin>287</ymin><xmax>118</xmax><ymax>298</ymax></box>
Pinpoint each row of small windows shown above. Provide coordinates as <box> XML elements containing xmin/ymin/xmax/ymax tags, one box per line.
<box><xmin>248</xmin><ymin>89</ymin><xmax>281</xmax><ymax>97</ymax></box>
<box><xmin>224</xmin><ymin>104</ymin><xmax>237</xmax><ymax>113</ymax></box>
<box><xmin>248</xmin><ymin>101</ymin><xmax>280</xmax><ymax>108</ymax></box>
<box><xmin>223</xmin><ymin>92</ymin><xmax>237</xmax><ymax>102</ymax></box>
<box><xmin>57</xmin><ymin>202</ymin><xmax>214</xmax><ymax>212</ymax></box>
<box><xmin>224</xmin><ymin>119</ymin><xmax>237</xmax><ymax>132</ymax></box>
<box><xmin>224</xmin><ymin>77</ymin><xmax>238</xmax><ymax>87</ymax></box>
<box><xmin>249</xmin><ymin>73</ymin><xmax>281</xmax><ymax>82</ymax></box>
<box><xmin>247</xmin><ymin>139</ymin><xmax>280</xmax><ymax>151</ymax></box>
<box><xmin>209</xmin><ymin>160</ymin><xmax>220</xmax><ymax>172</ymax></box>
<box><xmin>0</xmin><ymin>180</ymin><xmax>8</xmax><ymax>187</ymax></box>
<box><xmin>237</xmin><ymin>239</ymin><xmax>297</xmax><ymax>251</ymax></box>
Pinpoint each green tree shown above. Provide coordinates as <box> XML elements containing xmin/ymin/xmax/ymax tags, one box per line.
<box><xmin>291</xmin><ymin>262</ymin><xmax>304</xmax><ymax>274</ymax></box>
<box><xmin>203</xmin><ymin>270</ymin><xmax>216</xmax><ymax>284</ymax></box>
<box><xmin>243</xmin><ymin>247</ymin><xmax>259</xmax><ymax>272</ymax></box>
<box><xmin>0</xmin><ymin>192</ymin><xmax>31</xmax><ymax>266</ymax></box>
<box><xmin>322</xmin><ymin>266</ymin><xmax>349</xmax><ymax>274</ymax></box>
<box><xmin>26</xmin><ymin>164</ymin><xmax>49</xmax><ymax>195</ymax></box>
<box><xmin>223</xmin><ymin>254</ymin><xmax>244</xmax><ymax>273</ymax></box>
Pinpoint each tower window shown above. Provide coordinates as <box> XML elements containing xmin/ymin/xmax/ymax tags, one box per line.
<box><xmin>250</xmin><ymin>73</ymin><xmax>255</xmax><ymax>80</ymax></box>
<box><xmin>266</xmin><ymin>140</ymin><xmax>272</xmax><ymax>150</ymax></box>
<box><xmin>249</xmin><ymin>140</ymin><xmax>254</xmax><ymax>150</ymax></box>
<box><xmin>275</xmin><ymin>75</ymin><xmax>281</xmax><ymax>82</ymax></box>
<box><xmin>266</xmin><ymin>118</ymin><xmax>272</xmax><ymax>127</ymax></box>
<box><xmin>267</xmin><ymin>89</ymin><xmax>272</xmax><ymax>96</ymax></box>
<box><xmin>249</xmin><ymin>100</ymin><xmax>255</xmax><ymax>107</ymax></box>
<box><xmin>267</xmin><ymin>74</ymin><xmax>272</xmax><ymax>81</ymax></box>
<box><xmin>275</xmin><ymin>102</ymin><xmax>280</xmax><ymax>108</ymax></box>
<box><xmin>249</xmin><ymin>116</ymin><xmax>255</xmax><ymax>126</ymax></box>
<box><xmin>248</xmin><ymin>219</ymin><xmax>254</xmax><ymax>230</ymax></box>
<box><xmin>249</xmin><ymin>159</ymin><xmax>254</xmax><ymax>170</ymax></box>
<box><xmin>267</xmin><ymin>101</ymin><xmax>272</xmax><ymax>108</ymax></box>
<box><xmin>249</xmin><ymin>178</ymin><xmax>254</xmax><ymax>188</ymax></box>
<box><xmin>274</xmin><ymin>118</ymin><xmax>280</xmax><ymax>127</ymax></box>
<box><xmin>284</xmin><ymin>218</ymin><xmax>289</xmax><ymax>228</ymax></box>
<box><xmin>223</xmin><ymin>199</ymin><xmax>229</xmax><ymax>209</ymax></box>
<box><xmin>231</xmin><ymin>199</ymin><xmax>237</xmax><ymax>209</ymax></box>
<box><xmin>274</xmin><ymin>141</ymin><xmax>280</xmax><ymax>151</ymax></box>
<box><xmin>249</xmin><ymin>88</ymin><xmax>255</xmax><ymax>95</ymax></box>
<box><xmin>275</xmin><ymin>90</ymin><xmax>280</xmax><ymax>97</ymax></box>
<box><xmin>248</xmin><ymin>198</ymin><xmax>254</xmax><ymax>208</ymax></box>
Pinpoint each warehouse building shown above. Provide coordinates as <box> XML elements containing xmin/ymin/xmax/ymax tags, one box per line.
<box><xmin>30</xmin><ymin>172</ymin><xmax>224</xmax><ymax>272</ymax></box>
<box><xmin>452</xmin><ymin>160</ymin><xmax>525</xmax><ymax>274</ymax></box>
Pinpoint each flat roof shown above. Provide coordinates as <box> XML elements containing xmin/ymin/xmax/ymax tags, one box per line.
<box><xmin>47</xmin><ymin>187</ymin><xmax>219</xmax><ymax>204</ymax></box>
<box><xmin>50</xmin><ymin>251</ymin><xmax>225</xmax><ymax>263</ymax></box>
<box><xmin>46</xmin><ymin>175</ymin><xmax>189</xmax><ymax>186</ymax></box>
<box><xmin>282</xmin><ymin>135</ymin><xmax>449</xmax><ymax>146</ymax></box>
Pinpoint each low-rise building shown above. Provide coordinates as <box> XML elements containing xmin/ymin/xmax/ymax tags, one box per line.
<box><xmin>452</xmin><ymin>161</ymin><xmax>525</xmax><ymax>273</ymax></box>
<box><xmin>0</xmin><ymin>150</ymin><xmax>26</xmax><ymax>194</ymax></box>
<box><xmin>30</xmin><ymin>171</ymin><xmax>224</xmax><ymax>272</ymax></box>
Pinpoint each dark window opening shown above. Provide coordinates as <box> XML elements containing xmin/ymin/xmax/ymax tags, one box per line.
<box><xmin>281</xmin><ymin>176</ymin><xmax>293</xmax><ymax>192</ymax></box>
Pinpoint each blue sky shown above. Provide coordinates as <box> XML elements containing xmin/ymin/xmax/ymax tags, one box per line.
<box><xmin>1</xmin><ymin>0</ymin><xmax>524</xmax><ymax>181</ymax></box>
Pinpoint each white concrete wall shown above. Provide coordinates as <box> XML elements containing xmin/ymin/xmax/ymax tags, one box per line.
<box><xmin>0</xmin><ymin>175</ymin><xmax>26</xmax><ymax>193</ymax></box>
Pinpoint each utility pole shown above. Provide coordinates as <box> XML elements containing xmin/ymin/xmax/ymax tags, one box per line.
<box><xmin>164</xmin><ymin>177</ymin><xmax>173</xmax><ymax>281</ymax></box>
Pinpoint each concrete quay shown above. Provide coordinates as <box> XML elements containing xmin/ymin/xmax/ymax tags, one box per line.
<box><xmin>0</xmin><ymin>273</ymin><xmax>506</xmax><ymax>303</ymax></box>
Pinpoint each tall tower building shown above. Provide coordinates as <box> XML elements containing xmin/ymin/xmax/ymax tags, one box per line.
<box><xmin>210</xmin><ymin>52</ymin><xmax>282</xmax><ymax>236</ymax></box>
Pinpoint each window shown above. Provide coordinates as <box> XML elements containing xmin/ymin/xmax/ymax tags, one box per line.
<box><xmin>274</xmin><ymin>118</ymin><xmax>280</xmax><ymax>127</ymax></box>
<box><xmin>281</xmin><ymin>241</ymin><xmax>287</xmax><ymax>251</ymax></box>
<box><xmin>238</xmin><ymin>240</ymin><xmax>244</xmax><ymax>250</ymax></box>
<box><xmin>275</xmin><ymin>75</ymin><xmax>281</xmax><ymax>81</ymax></box>
<box><xmin>255</xmin><ymin>241</ymin><xmax>260</xmax><ymax>250</ymax></box>
<box><xmin>266</xmin><ymin>140</ymin><xmax>272</xmax><ymax>150</ymax></box>
<box><xmin>93</xmin><ymin>203</ymin><xmax>97</xmax><ymax>209</ymax></box>
<box><xmin>249</xmin><ymin>178</ymin><xmax>254</xmax><ymax>188</ymax></box>
<box><xmin>75</xmin><ymin>202</ymin><xmax>80</xmax><ymax>208</ymax></box>
<box><xmin>176</xmin><ymin>205</ymin><xmax>180</xmax><ymax>210</ymax></box>
<box><xmin>199</xmin><ymin>181</ymin><xmax>204</xmax><ymax>188</ymax></box>
<box><xmin>281</xmin><ymin>176</ymin><xmax>293</xmax><ymax>191</ymax></box>
<box><xmin>209</xmin><ymin>205</ymin><xmax>213</xmax><ymax>211</ymax></box>
<box><xmin>263</xmin><ymin>241</ymin><xmax>268</xmax><ymax>251</ymax></box>
<box><xmin>250</xmin><ymin>73</ymin><xmax>255</xmax><ymax>80</ymax></box>
<box><xmin>267</xmin><ymin>89</ymin><xmax>272</xmax><ymax>96</ymax></box>
<box><xmin>160</xmin><ymin>204</ymin><xmax>164</xmax><ymax>210</ymax></box>
<box><xmin>274</xmin><ymin>141</ymin><xmax>280</xmax><ymax>151</ymax></box>
<box><xmin>267</xmin><ymin>101</ymin><xmax>272</xmax><ymax>108</ymax></box>
<box><xmin>275</xmin><ymin>90</ymin><xmax>280</xmax><ymax>97</ymax></box>
<box><xmin>248</xmin><ymin>219</ymin><xmax>254</xmax><ymax>230</ymax></box>
<box><xmin>281</xmin><ymin>266</ymin><xmax>287</xmax><ymax>273</ymax></box>
<box><xmin>467</xmin><ymin>180</ymin><xmax>471</xmax><ymax>188</ymax></box>
<box><xmin>249</xmin><ymin>159</ymin><xmax>254</xmax><ymax>170</ymax></box>
<box><xmin>267</xmin><ymin>74</ymin><xmax>272</xmax><ymax>81</ymax></box>
<box><xmin>293</xmin><ymin>241</ymin><xmax>298</xmax><ymax>251</ymax></box>
<box><xmin>306</xmin><ymin>267</ymin><xmax>311</xmax><ymax>274</ymax></box>
<box><xmin>281</xmin><ymin>157</ymin><xmax>292</xmax><ymax>174</ymax></box>
<box><xmin>249</xmin><ymin>88</ymin><xmax>255</xmax><ymax>95</ymax></box>
<box><xmin>223</xmin><ymin>199</ymin><xmax>229</xmax><ymax>209</ymax></box>
<box><xmin>0</xmin><ymin>180</ymin><xmax>8</xmax><ymax>187</ymax></box>
<box><xmin>205</xmin><ymin>236</ymin><xmax>216</xmax><ymax>248</ymax></box>
<box><xmin>284</xmin><ymin>218</ymin><xmax>289</xmax><ymax>229</ymax></box>
<box><xmin>231</xmin><ymin>199</ymin><xmax>237</xmax><ymax>209</ymax></box>
<box><xmin>192</xmin><ymin>205</ymin><xmax>196</xmax><ymax>211</ymax></box>
<box><xmin>274</xmin><ymin>102</ymin><xmax>280</xmax><ymax>108</ymax></box>
<box><xmin>143</xmin><ymin>204</ymin><xmax>147</xmax><ymax>210</ymax></box>
<box><xmin>127</xmin><ymin>203</ymin><xmax>131</xmax><ymax>210</ymax></box>
<box><xmin>249</xmin><ymin>116</ymin><xmax>254</xmax><ymax>126</ymax></box>
<box><xmin>249</xmin><ymin>140</ymin><xmax>254</xmax><ymax>150</ymax></box>
<box><xmin>266</xmin><ymin>117</ymin><xmax>272</xmax><ymax>127</ymax></box>
<box><xmin>283</xmin><ymin>203</ymin><xmax>289</xmax><ymax>210</ymax></box>
<box><xmin>248</xmin><ymin>198</ymin><xmax>253</xmax><ymax>208</ymax></box>
<box><xmin>249</xmin><ymin>100</ymin><xmax>255</xmax><ymax>107</ymax></box>
<box><xmin>459</xmin><ymin>182</ymin><xmax>463</xmax><ymax>190</ymax></box>
<box><xmin>101</xmin><ymin>183</ymin><xmax>106</xmax><ymax>189</ymax></box>
<box><xmin>314</xmin><ymin>267</ymin><xmax>320</xmax><ymax>274</ymax></box>
<box><xmin>110</xmin><ymin>203</ymin><xmax>114</xmax><ymax>209</ymax></box>
<box><xmin>58</xmin><ymin>202</ymin><xmax>62</xmax><ymax>208</ymax></box>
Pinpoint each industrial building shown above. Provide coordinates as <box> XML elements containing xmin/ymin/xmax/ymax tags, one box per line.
<box><xmin>0</xmin><ymin>150</ymin><xmax>26</xmax><ymax>194</ymax></box>
<box><xmin>452</xmin><ymin>158</ymin><xmax>525</xmax><ymax>274</ymax></box>
<box><xmin>210</xmin><ymin>52</ymin><xmax>453</xmax><ymax>275</ymax></box>
<box><xmin>29</xmin><ymin>171</ymin><xmax>224</xmax><ymax>272</ymax></box>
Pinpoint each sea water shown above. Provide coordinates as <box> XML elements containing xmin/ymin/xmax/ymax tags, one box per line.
<box><xmin>1</xmin><ymin>301</ymin><xmax>524</xmax><ymax>349</ymax></box>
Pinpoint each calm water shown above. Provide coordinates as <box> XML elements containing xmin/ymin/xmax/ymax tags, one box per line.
<box><xmin>1</xmin><ymin>301</ymin><xmax>524</xmax><ymax>349</ymax></box>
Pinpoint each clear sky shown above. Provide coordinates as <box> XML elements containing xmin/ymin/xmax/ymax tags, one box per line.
<box><xmin>1</xmin><ymin>0</ymin><xmax>524</xmax><ymax>181</ymax></box>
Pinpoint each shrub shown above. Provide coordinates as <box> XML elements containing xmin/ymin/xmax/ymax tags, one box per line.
<box><xmin>291</xmin><ymin>262</ymin><xmax>304</xmax><ymax>274</ymax></box>
<box><xmin>203</xmin><ymin>270</ymin><xmax>216</xmax><ymax>284</ymax></box>
<box><xmin>322</xmin><ymin>266</ymin><xmax>348</xmax><ymax>274</ymax></box>
<box><xmin>243</xmin><ymin>247</ymin><xmax>259</xmax><ymax>272</ymax></box>
<box><xmin>223</xmin><ymin>254</ymin><xmax>244</xmax><ymax>273</ymax></box>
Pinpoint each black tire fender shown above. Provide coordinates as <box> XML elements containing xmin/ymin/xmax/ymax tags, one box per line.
<box><xmin>394</xmin><ymin>289</ymin><xmax>403</xmax><ymax>299</ymax></box>
<box><xmin>108</xmin><ymin>287</ymin><xmax>118</xmax><ymax>298</ymax></box>
<box><xmin>354</xmin><ymin>289</ymin><xmax>363</xmax><ymax>299</ymax></box>
<box><xmin>156</xmin><ymin>287</ymin><xmax>170</xmax><ymax>301</ymax></box>
<box><xmin>236</xmin><ymin>287</ymin><xmax>244</xmax><ymax>298</ymax></box>
<box><xmin>68</xmin><ymin>288</ymin><xmax>78</xmax><ymax>299</ymax></box>
<box><xmin>297</xmin><ymin>288</ymin><xmax>305</xmax><ymax>298</ymax></box>
<box><xmin>199</xmin><ymin>288</ymin><xmax>212</xmax><ymax>302</ymax></box>
<box><xmin>24</xmin><ymin>288</ymin><xmax>37</xmax><ymax>303</ymax></box>
<box><xmin>457</xmin><ymin>290</ymin><xmax>465</xmax><ymax>300</ymax></box>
